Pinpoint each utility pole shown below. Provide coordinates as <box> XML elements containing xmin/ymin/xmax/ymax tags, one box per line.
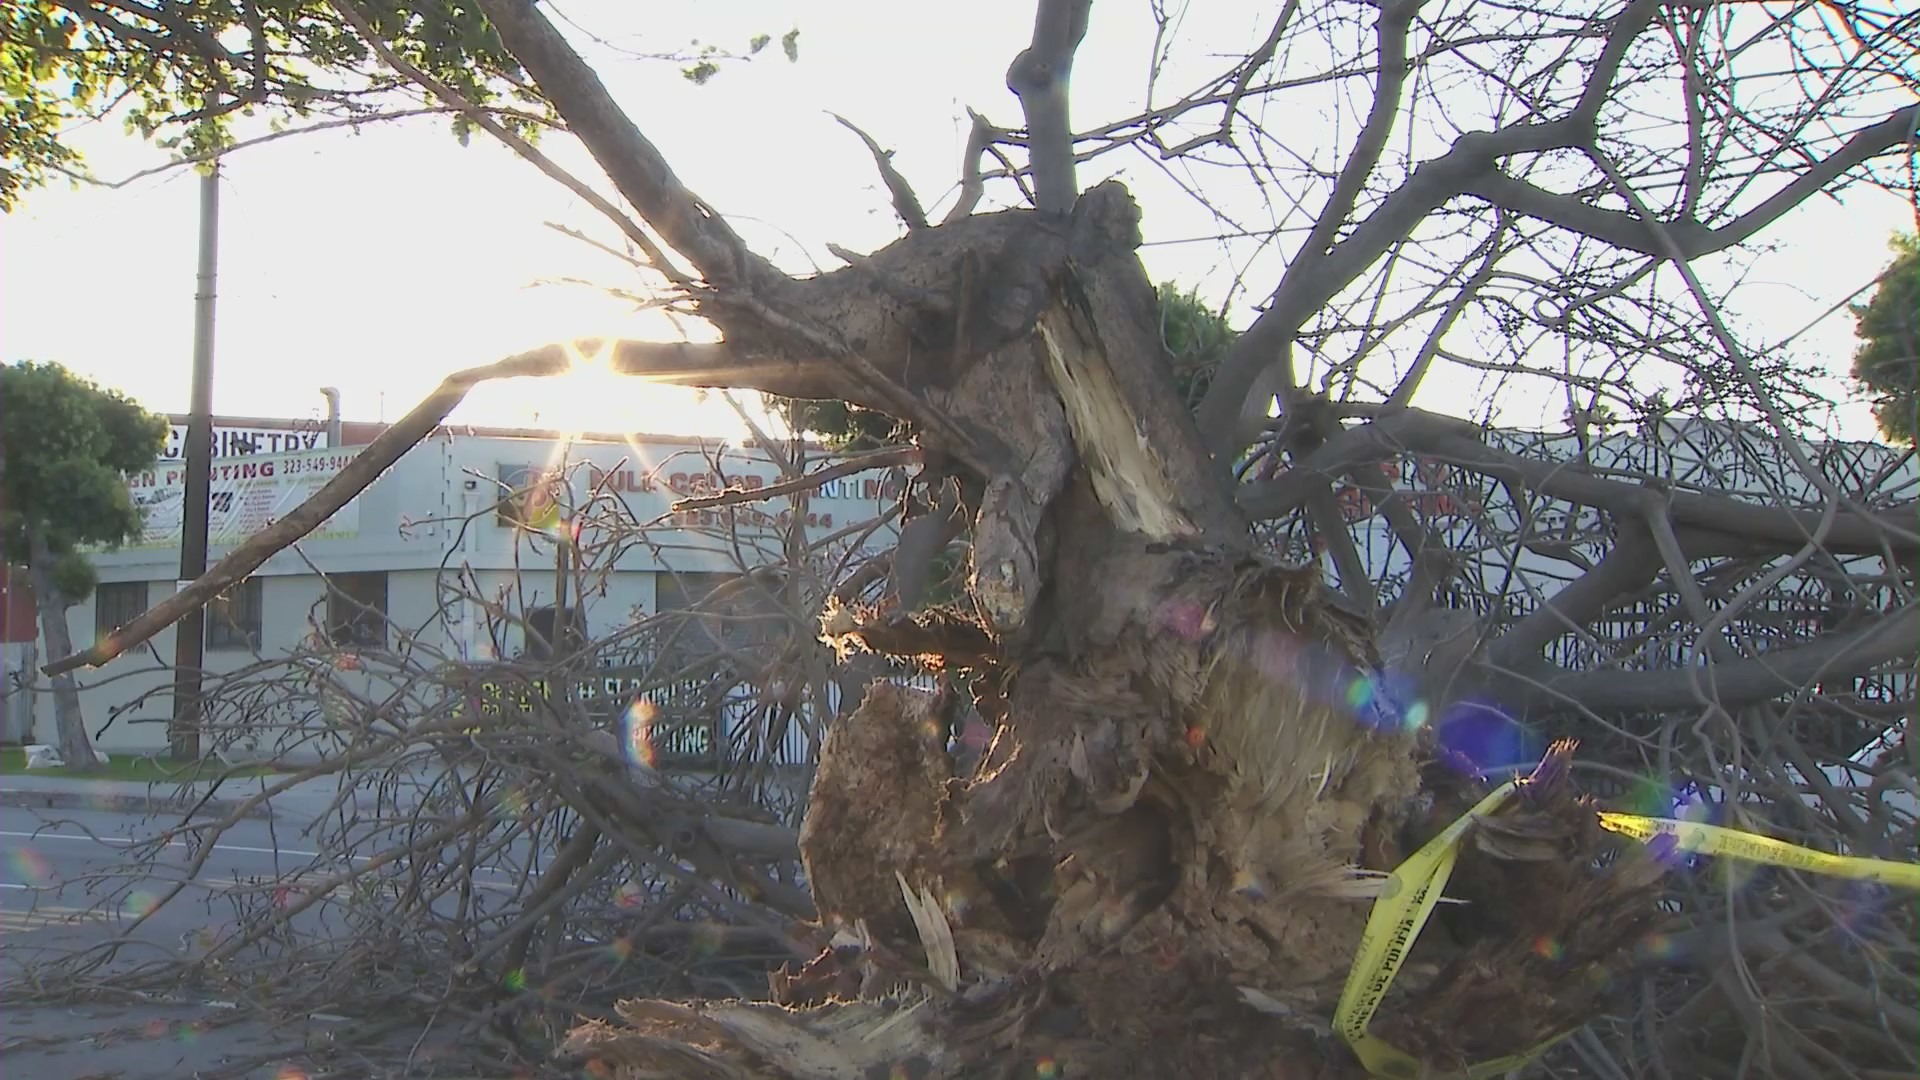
<box><xmin>169</xmin><ymin>156</ymin><xmax>220</xmax><ymax>761</ymax></box>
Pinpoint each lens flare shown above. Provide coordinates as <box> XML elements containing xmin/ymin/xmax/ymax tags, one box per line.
<box><xmin>274</xmin><ymin>1067</ymin><xmax>308</xmax><ymax>1080</ymax></box>
<box><xmin>1344</xmin><ymin>677</ymin><xmax>1376</xmax><ymax>713</ymax></box>
<box><xmin>615</xmin><ymin>881</ymin><xmax>645</xmax><ymax>909</ymax></box>
<box><xmin>1531</xmin><ymin>936</ymin><xmax>1566</xmax><ymax>962</ymax></box>
<box><xmin>1825</xmin><ymin>882</ymin><xmax>1891</xmax><ymax>944</ymax></box>
<box><xmin>689</xmin><ymin>921</ymin><xmax>726</xmax><ymax>959</ymax></box>
<box><xmin>494</xmin><ymin>785</ymin><xmax>530</xmax><ymax>821</ymax></box>
<box><xmin>625</xmin><ymin>699</ymin><xmax>661</xmax><ymax>770</ymax></box>
<box><xmin>1035</xmin><ymin>1057</ymin><xmax>1060</xmax><ymax>1079</ymax></box>
<box><xmin>608</xmin><ymin>936</ymin><xmax>634</xmax><ymax>963</ymax></box>
<box><xmin>1432</xmin><ymin>702</ymin><xmax>1539</xmax><ymax>777</ymax></box>
<box><xmin>123</xmin><ymin>890</ymin><xmax>158</xmax><ymax>918</ymax></box>
<box><xmin>1638</xmin><ymin>933</ymin><xmax>1679</xmax><ymax>962</ymax></box>
<box><xmin>503</xmin><ymin>968</ymin><xmax>527</xmax><ymax>992</ymax></box>
<box><xmin>8</xmin><ymin>847</ymin><xmax>55</xmax><ymax>887</ymax></box>
<box><xmin>1156</xmin><ymin>599</ymin><xmax>1210</xmax><ymax>640</ymax></box>
<box><xmin>1230</xmin><ymin>867</ymin><xmax>1266</xmax><ymax>899</ymax></box>
<box><xmin>1623</xmin><ymin>774</ymin><xmax>1675</xmax><ymax>817</ymax></box>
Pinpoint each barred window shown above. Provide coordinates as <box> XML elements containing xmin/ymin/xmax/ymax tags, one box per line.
<box><xmin>207</xmin><ymin>578</ymin><xmax>263</xmax><ymax>651</ymax></box>
<box><xmin>95</xmin><ymin>581</ymin><xmax>148</xmax><ymax>640</ymax></box>
<box><xmin>326</xmin><ymin>572</ymin><xmax>388</xmax><ymax>649</ymax></box>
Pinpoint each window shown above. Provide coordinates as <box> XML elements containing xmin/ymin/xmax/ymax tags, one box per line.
<box><xmin>496</xmin><ymin>463</ymin><xmax>563</xmax><ymax>527</ymax></box>
<box><xmin>525</xmin><ymin>605</ymin><xmax>586</xmax><ymax>661</ymax></box>
<box><xmin>206</xmin><ymin>578</ymin><xmax>263</xmax><ymax>651</ymax></box>
<box><xmin>655</xmin><ymin>571</ymin><xmax>780</xmax><ymax>654</ymax></box>
<box><xmin>95</xmin><ymin>581</ymin><xmax>148</xmax><ymax>640</ymax></box>
<box><xmin>326</xmin><ymin>572</ymin><xmax>388</xmax><ymax>648</ymax></box>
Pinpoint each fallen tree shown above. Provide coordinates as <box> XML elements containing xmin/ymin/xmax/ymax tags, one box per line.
<box><xmin>33</xmin><ymin>0</ymin><xmax>1919</xmax><ymax>1076</ymax></box>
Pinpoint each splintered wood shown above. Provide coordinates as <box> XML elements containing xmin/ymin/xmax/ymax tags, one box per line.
<box><xmin>561</xmin><ymin>551</ymin><xmax>1665</xmax><ymax>1080</ymax></box>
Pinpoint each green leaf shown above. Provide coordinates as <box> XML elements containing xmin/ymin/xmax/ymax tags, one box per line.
<box><xmin>781</xmin><ymin>28</ymin><xmax>800</xmax><ymax>63</ymax></box>
<box><xmin>749</xmin><ymin>33</ymin><xmax>771</xmax><ymax>55</ymax></box>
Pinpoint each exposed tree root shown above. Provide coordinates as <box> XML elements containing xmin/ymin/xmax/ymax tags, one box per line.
<box><xmin>563</xmin><ymin>556</ymin><xmax>1669</xmax><ymax>1079</ymax></box>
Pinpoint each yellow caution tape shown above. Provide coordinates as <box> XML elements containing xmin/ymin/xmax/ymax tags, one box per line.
<box><xmin>1597</xmin><ymin>813</ymin><xmax>1920</xmax><ymax>891</ymax></box>
<box><xmin>1332</xmin><ymin>788</ymin><xmax>1920</xmax><ymax>1078</ymax></box>
<box><xmin>1334</xmin><ymin>781</ymin><xmax>1571</xmax><ymax>1078</ymax></box>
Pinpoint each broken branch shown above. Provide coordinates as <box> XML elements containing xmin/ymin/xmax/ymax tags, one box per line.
<box><xmin>46</xmin><ymin>340</ymin><xmax>829</xmax><ymax>675</ymax></box>
<box><xmin>671</xmin><ymin>446</ymin><xmax>921</xmax><ymax>511</ymax></box>
<box><xmin>830</xmin><ymin>113</ymin><xmax>929</xmax><ymax>230</ymax></box>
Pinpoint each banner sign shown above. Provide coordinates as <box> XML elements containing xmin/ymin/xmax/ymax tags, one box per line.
<box><xmin>448</xmin><ymin>666</ymin><xmax>720</xmax><ymax>768</ymax></box>
<box><xmin>162</xmin><ymin>422</ymin><xmax>328</xmax><ymax>459</ymax></box>
<box><xmin>125</xmin><ymin>448</ymin><xmax>362</xmax><ymax>549</ymax></box>
<box><xmin>493</xmin><ymin>456</ymin><xmax>909</xmax><ymax>532</ymax></box>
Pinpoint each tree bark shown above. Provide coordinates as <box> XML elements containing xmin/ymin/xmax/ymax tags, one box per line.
<box><xmin>24</xmin><ymin>529</ymin><xmax>98</xmax><ymax>772</ymax></box>
<box><xmin>554</xmin><ymin>189</ymin><xmax>1670</xmax><ymax>1080</ymax></box>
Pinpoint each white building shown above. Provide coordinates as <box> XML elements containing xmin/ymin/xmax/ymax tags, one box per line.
<box><xmin>22</xmin><ymin>418</ymin><xmax>907</xmax><ymax>756</ymax></box>
<box><xmin>17</xmin><ymin>411</ymin><xmax>1912</xmax><ymax>767</ymax></box>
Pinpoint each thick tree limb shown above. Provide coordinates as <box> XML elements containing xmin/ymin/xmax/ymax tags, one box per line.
<box><xmin>1236</xmin><ymin>408</ymin><xmax>1482</xmax><ymax>517</ymax></box>
<box><xmin>1194</xmin><ymin>0</ymin><xmax>1663</xmax><ymax>458</ymax></box>
<box><xmin>1465</xmin><ymin>104</ymin><xmax>1920</xmax><ymax>259</ymax></box>
<box><xmin>830</xmin><ymin>114</ymin><xmax>929</xmax><ymax>230</ymax></box>
<box><xmin>327</xmin><ymin>0</ymin><xmax>688</xmax><ymax>281</ymax></box>
<box><xmin>1500</xmin><ymin>605</ymin><xmax>1920</xmax><ymax>714</ymax></box>
<box><xmin>1239</xmin><ymin>410</ymin><xmax>1919</xmax><ymax>556</ymax></box>
<box><xmin>1006</xmin><ymin>0</ymin><xmax>1093</xmax><ymax>213</ymax></box>
<box><xmin>45</xmin><ymin>340</ymin><xmax>824</xmax><ymax>675</ymax></box>
<box><xmin>475</xmin><ymin>0</ymin><xmax>774</xmax><ymax>288</ymax></box>
<box><xmin>1487</xmin><ymin>526</ymin><xmax>1661</xmax><ymax>668</ymax></box>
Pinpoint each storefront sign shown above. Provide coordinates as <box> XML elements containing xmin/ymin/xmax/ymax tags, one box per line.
<box><xmin>162</xmin><ymin>423</ymin><xmax>328</xmax><ymax>459</ymax></box>
<box><xmin>125</xmin><ymin>448</ymin><xmax>361</xmax><ymax>548</ymax></box>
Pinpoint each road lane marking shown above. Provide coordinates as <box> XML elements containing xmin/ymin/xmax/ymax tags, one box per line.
<box><xmin>0</xmin><ymin>831</ymin><xmax>519</xmax><ymax>887</ymax></box>
<box><xmin>0</xmin><ymin>829</ymin><xmax>333</xmax><ymax>860</ymax></box>
<box><xmin>0</xmin><ymin>904</ymin><xmax>109</xmax><ymax>933</ymax></box>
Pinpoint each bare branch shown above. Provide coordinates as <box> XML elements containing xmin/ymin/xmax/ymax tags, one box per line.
<box><xmin>45</xmin><ymin>339</ymin><xmax>828</xmax><ymax>675</ymax></box>
<box><xmin>943</xmin><ymin>108</ymin><xmax>999</xmax><ymax>224</ymax></box>
<box><xmin>327</xmin><ymin>0</ymin><xmax>688</xmax><ymax>282</ymax></box>
<box><xmin>1240</xmin><ymin>411</ymin><xmax>1920</xmax><ymax>557</ymax></box>
<box><xmin>672</xmin><ymin>447</ymin><xmax>921</xmax><ymax>511</ymax></box>
<box><xmin>1466</xmin><ymin>104</ymin><xmax>1920</xmax><ymax>259</ymax></box>
<box><xmin>1487</xmin><ymin>526</ymin><xmax>1660</xmax><ymax>667</ymax></box>
<box><xmin>1005</xmin><ymin>0</ymin><xmax>1093</xmax><ymax>213</ymax></box>
<box><xmin>830</xmin><ymin>113</ymin><xmax>929</xmax><ymax>230</ymax></box>
<box><xmin>474</xmin><ymin>0</ymin><xmax>776</xmax><ymax>287</ymax></box>
<box><xmin>1503</xmin><ymin>605</ymin><xmax>1919</xmax><ymax>714</ymax></box>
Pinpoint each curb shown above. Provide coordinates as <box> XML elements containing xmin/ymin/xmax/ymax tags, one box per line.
<box><xmin>0</xmin><ymin>788</ymin><xmax>273</xmax><ymax>820</ymax></box>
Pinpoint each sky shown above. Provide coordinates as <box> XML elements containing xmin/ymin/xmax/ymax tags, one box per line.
<box><xmin>1</xmin><ymin>0</ymin><xmax>1912</xmax><ymax>443</ymax></box>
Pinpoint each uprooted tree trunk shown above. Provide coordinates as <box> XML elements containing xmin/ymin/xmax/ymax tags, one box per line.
<box><xmin>550</xmin><ymin>185</ymin><xmax>1667</xmax><ymax>1079</ymax></box>
<box><xmin>52</xmin><ymin>1</ymin><xmax>1812</xmax><ymax>1070</ymax></box>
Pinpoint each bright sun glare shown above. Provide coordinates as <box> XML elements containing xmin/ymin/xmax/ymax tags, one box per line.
<box><xmin>491</xmin><ymin>331</ymin><xmax>774</xmax><ymax>446</ymax></box>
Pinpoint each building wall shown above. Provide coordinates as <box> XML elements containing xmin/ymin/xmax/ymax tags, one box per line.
<box><xmin>31</xmin><ymin>430</ymin><xmax>902</xmax><ymax>754</ymax></box>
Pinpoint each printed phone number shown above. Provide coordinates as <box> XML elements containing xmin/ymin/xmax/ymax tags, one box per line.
<box><xmin>278</xmin><ymin>456</ymin><xmax>354</xmax><ymax>475</ymax></box>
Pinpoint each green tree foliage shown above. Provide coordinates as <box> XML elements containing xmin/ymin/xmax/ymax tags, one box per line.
<box><xmin>0</xmin><ymin>361</ymin><xmax>167</xmax><ymax>768</ymax></box>
<box><xmin>781</xmin><ymin>282</ymin><xmax>1237</xmax><ymax>446</ymax></box>
<box><xmin>1155</xmin><ymin>281</ymin><xmax>1235</xmax><ymax>409</ymax></box>
<box><xmin>0</xmin><ymin>1</ymin><xmax>797</xmax><ymax>209</ymax></box>
<box><xmin>1851</xmin><ymin>233</ymin><xmax>1918</xmax><ymax>444</ymax></box>
<box><xmin>1</xmin><ymin>0</ymin><xmax>541</xmax><ymax>207</ymax></box>
<box><xmin>1</xmin><ymin>361</ymin><xmax>167</xmax><ymax>578</ymax></box>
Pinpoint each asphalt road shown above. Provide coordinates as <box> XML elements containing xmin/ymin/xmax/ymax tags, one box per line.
<box><xmin>1</xmin><ymin>804</ymin><xmax>528</xmax><ymax>1078</ymax></box>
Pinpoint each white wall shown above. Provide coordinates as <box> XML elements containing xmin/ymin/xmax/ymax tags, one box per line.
<box><xmin>40</xmin><ymin>431</ymin><xmax>903</xmax><ymax>753</ymax></box>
